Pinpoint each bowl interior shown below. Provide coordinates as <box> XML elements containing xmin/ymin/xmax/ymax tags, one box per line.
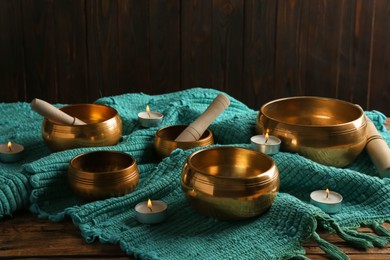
<box><xmin>157</xmin><ymin>125</ymin><xmax>210</xmax><ymax>141</ymax></box>
<box><xmin>70</xmin><ymin>151</ymin><xmax>134</xmax><ymax>173</ymax></box>
<box><xmin>53</xmin><ymin>104</ymin><xmax>118</xmax><ymax>124</ymax></box>
<box><xmin>188</xmin><ymin>147</ymin><xmax>273</xmax><ymax>178</ymax></box>
<box><xmin>261</xmin><ymin>97</ymin><xmax>363</xmax><ymax>126</ymax></box>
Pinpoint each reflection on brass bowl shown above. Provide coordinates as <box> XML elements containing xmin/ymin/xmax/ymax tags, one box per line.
<box><xmin>42</xmin><ymin>104</ymin><xmax>122</xmax><ymax>151</ymax></box>
<box><xmin>154</xmin><ymin>125</ymin><xmax>214</xmax><ymax>158</ymax></box>
<box><xmin>256</xmin><ymin>96</ymin><xmax>367</xmax><ymax>167</ymax></box>
<box><xmin>68</xmin><ymin>151</ymin><xmax>139</xmax><ymax>200</ymax></box>
<box><xmin>181</xmin><ymin>147</ymin><xmax>279</xmax><ymax>220</ymax></box>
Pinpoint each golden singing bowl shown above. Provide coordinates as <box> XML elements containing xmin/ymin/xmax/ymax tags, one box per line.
<box><xmin>154</xmin><ymin>125</ymin><xmax>214</xmax><ymax>158</ymax></box>
<box><xmin>256</xmin><ymin>96</ymin><xmax>367</xmax><ymax>167</ymax></box>
<box><xmin>68</xmin><ymin>151</ymin><xmax>139</xmax><ymax>200</ymax></box>
<box><xmin>181</xmin><ymin>147</ymin><xmax>280</xmax><ymax>220</ymax></box>
<box><xmin>42</xmin><ymin>104</ymin><xmax>122</xmax><ymax>151</ymax></box>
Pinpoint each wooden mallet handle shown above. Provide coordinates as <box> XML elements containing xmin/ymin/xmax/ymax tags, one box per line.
<box><xmin>175</xmin><ymin>94</ymin><xmax>230</xmax><ymax>142</ymax></box>
<box><xmin>365</xmin><ymin>116</ymin><xmax>390</xmax><ymax>178</ymax></box>
<box><xmin>31</xmin><ymin>98</ymin><xmax>87</xmax><ymax>126</ymax></box>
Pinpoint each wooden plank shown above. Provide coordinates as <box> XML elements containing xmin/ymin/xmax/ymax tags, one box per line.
<box><xmin>274</xmin><ymin>0</ymin><xmax>307</xmax><ymax>97</ymax></box>
<box><xmin>54</xmin><ymin>0</ymin><xmax>89</xmax><ymax>104</ymax></box>
<box><xmin>0</xmin><ymin>0</ymin><xmax>25</xmax><ymax>102</ymax></box>
<box><xmin>116</xmin><ymin>0</ymin><xmax>151</xmax><ymax>96</ymax></box>
<box><xmin>22</xmin><ymin>0</ymin><xmax>88</xmax><ymax>104</ymax></box>
<box><xmin>368</xmin><ymin>0</ymin><xmax>390</xmax><ymax>115</ymax></box>
<box><xmin>181</xmin><ymin>0</ymin><xmax>213</xmax><ymax>89</ymax></box>
<box><xmin>0</xmin><ymin>211</ymin><xmax>130</xmax><ymax>258</ymax></box>
<box><xmin>243</xmin><ymin>0</ymin><xmax>277</xmax><ymax>109</ymax></box>
<box><xmin>301</xmin><ymin>0</ymin><xmax>351</xmax><ymax>98</ymax></box>
<box><xmin>274</xmin><ymin>0</ymin><xmax>372</xmax><ymax>103</ymax></box>
<box><xmin>21</xmin><ymin>0</ymin><xmax>58</xmax><ymax>103</ymax></box>
<box><xmin>86</xmin><ymin>0</ymin><xmax>119</xmax><ymax>101</ymax></box>
<box><xmin>149</xmin><ymin>0</ymin><xmax>181</xmax><ymax>94</ymax></box>
<box><xmin>1</xmin><ymin>211</ymin><xmax>390</xmax><ymax>259</ymax></box>
<box><xmin>336</xmin><ymin>0</ymin><xmax>374</xmax><ymax>111</ymax></box>
<box><xmin>211</xmin><ymin>0</ymin><xmax>245</xmax><ymax>103</ymax></box>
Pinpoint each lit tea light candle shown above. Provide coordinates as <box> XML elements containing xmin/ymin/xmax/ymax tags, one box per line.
<box><xmin>250</xmin><ymin>130</ymin><xmax>281</xmax><ymax>155</ymax></box>
<box><xmin>137</xmin><ymin>105</ymin><xmax>163</xmax><ymax>127</ymax></box>
<box><xmin>0</xmin><ymin>141</ymin><xmax>24</xmax><ymax>163</ymax></box>
<box><xmin>310</xmin><ymin>188</ymin><xmax>343</xmax><ymax>214</ymax></box>
<box><xmin>135</xmin><ymin>199</ymin><xmax>167</xmax><ymax>224</ymax></box>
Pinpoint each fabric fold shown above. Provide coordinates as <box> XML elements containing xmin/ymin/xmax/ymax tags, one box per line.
<box><xmin>1</xmin><ymin>88</ymin><xmax>390</xmax><ymax>259</ymax></box>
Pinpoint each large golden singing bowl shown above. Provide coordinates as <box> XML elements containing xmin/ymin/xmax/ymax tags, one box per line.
<box><xmin>154</xmin><ymin>125</ymin><xmax>214</xmax><ymax>158</ymax></box>
<box><xmin>181</xmin><ymin>147</ymin><xmax>279</xmax><ymax>220</ymax></box>
<box><xmin>68</xmin><ymin>151</ymin><xmax>139</xmax><ymax>200</ymax></box>
<box><xmin>42</xmin><ymin>104</ymin><xmax>122</xmax><ymax>151</ymax></box>
<box><xmin>256</xmin><ymin>96</ymin><xmax>367</xmax><ymax>167</ymax></box>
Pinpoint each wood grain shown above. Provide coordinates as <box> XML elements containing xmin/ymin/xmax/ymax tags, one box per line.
<box><xmin>336</xmin><ymin>0</ymin><xmax>374</xmax><ymax>109</ymax></box>
<box><xmin>181</xmin><ymin>0</ymin><xmax>213</xmax><ymax>89</ymax></box>
<box><xmin>1</xmin><ymin>210</ymin><xmax>389</xmax><ymax>259</ymax></box>
<box><xmin>149</xmin><ymin>0</ymin><xmax>181</xmax><ymax>94</ymax></box>
<box><xmin>1</xmin><ymin>0</ymin><xmax>390</xmax><ymax>114</ymax></box>
<box><xmin>21</xmin><ymin>0</ymin><xmax>88</xmax><ymax>104</ymax></box>
<box><xmin>243</xmin><ymin>0</ymin><xmax>277</xmax><ymax>109</ymax></box>
<box><xmin>86</xmin><ymin>0</ymin><xmax>120</xmax><ymax>100</ymax></box>
<box><xmin>368</xmin><ymin>0</ymin><xmax>390</xmax><ymax>113</ymax></box>
<box><xmin>211</xmin><ymin>0</ymin><xmax>244</xmax><ymax>102</ymax></box>
<box><xmin>0</xmin><ymin>0</ymin><xmax>25</xmax><ymax>102</ymax></box>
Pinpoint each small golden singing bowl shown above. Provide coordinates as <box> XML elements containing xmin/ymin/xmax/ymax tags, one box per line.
<box><xmin>42</xmin><ymin>104</ymin><xmax>122</xmax><ymax>151</ymax></box>
<box><xmin>181</xmin><ymin>147</ymin><xmax>280</xmax><ymax>220</ymax></box>
<box><xmin>154</xmin><ymin>125</ymin><xmax>214</xmax><ymax>158</ymax></box>
<box><xmin>256</xmin><ymin>96</ymin><xmax>367</xmax><ymax>167</ymax></box>
<box><xmin>68</xmin><ymin>151</ymin><xmax>139</xmax><ymax>200</ymax></box>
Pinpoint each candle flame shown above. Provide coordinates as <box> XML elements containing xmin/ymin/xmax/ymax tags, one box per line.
<box><xmin>265</xmin><ymin>130</ymin><xmax>269</xmax><ymax>144</ymax></box>
<box><xmin>146</xmin><ymin>105</ymin><xmax>151</xmax><ymax>117</ymax></box>
<box><xmin>325</xmin><ymin>188</ymin><xmax>329</xmax><ymax>199</ymax></box>
<box><xmin>7</xmin><ymin>141</ymin><xmax>12</xmax><ymax>152</ymax></box>
<box><xmin>147</xmin><ymin>199</ymin><xmax>153</xmax><ymax>212</ymax></box>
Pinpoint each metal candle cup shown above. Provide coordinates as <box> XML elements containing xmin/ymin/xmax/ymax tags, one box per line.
<box><xmin>0</xmin><ymin>142</ymin><xmax>24</xmax><ymax>163</ymax></box>
<box><xmin>135</xmin><ymin>200</ymin><xmax>167</xmax><ymax>224</ymax></box>
<box><xmin>251</xmin><ymin>135</ymin><xmax>281</xmax><ymax>155</ymax></box>
<box><xmin>310</xmin><ymin>189</ymin><xmax>343</xmax><ymax>214</ymax></box>
<box><xmin>138</xmin><ymin>112</ymin><xmax>163</xmax><ymax>128</ymax></box>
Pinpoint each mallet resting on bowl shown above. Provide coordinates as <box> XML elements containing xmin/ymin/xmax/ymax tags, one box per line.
<box><xmin>31</xmin><ymin>98</ymin><xmax>86</xmax><ymax>125</ymax></box>
<box><xmin>174</xmin><ymin>94</ymin><xmax>230</xmax><ymax>142</ymax></box>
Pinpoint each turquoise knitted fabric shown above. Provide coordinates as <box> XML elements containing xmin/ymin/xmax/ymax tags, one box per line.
<box><xmin>1</xmin><ymin>88</ymin><xmax>390</xmax><ymax>259</ymax></box>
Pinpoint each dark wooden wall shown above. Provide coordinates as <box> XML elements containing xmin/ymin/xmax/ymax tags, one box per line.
<box><xmin>1</xmin><ymin>0</ymin><xmax>390</xmax><ymax>114</ymax></box>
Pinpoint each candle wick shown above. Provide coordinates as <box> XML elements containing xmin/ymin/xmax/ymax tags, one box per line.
<box><xmin>265</xmin><ymin>137</ymin><xmax>269</xmax><ymax>144</ymax></box>
<box><xmin>326</xmin><ymin>192</ymin><xmax>329</xmax><ymax>199</ymax></box>
<box><xmin>148</xmin><ymin>206</ymin><xmax>152</xmax><ymax>212</ymax></box>
<box><xmin>147</xmin><ymin>112</ymin><xmax>150</xmax><ymax>118</ymax></box>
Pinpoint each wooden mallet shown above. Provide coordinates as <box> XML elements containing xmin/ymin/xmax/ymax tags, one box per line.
<box><xmin>175</xmin><ymin>94</ymin><xmax>230</xmax><ymax>142</ymax></box>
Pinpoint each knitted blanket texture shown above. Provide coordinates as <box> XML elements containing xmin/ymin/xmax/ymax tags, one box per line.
<box><xmin>1</xmin><ymin>88</ymin><xmax>390</xmax><ymax>259</ymax></box>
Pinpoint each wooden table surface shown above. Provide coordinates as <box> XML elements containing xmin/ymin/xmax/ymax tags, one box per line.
<box><xmin>1</xmin><ymin>210</ymin><xmax>390</xmax><ymax>259</ymax></box>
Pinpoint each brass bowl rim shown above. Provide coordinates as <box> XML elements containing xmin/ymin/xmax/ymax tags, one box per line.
<box><xmin>186</xmin><ymin>146</ymin><xmax>276</xmax><ymax>180</ymax></box>
<box><xmin>155</xmin><ymin>124</ymin><xmax>213</xmax><ymax>143</ymax></box>
<box><xmin>69</xmin><ymin>150</ymin><xmax>137</xmax><ymax>175</ymax></box>
<box><xmin>260</xmin><ymin>96</ymin><xmax>365</xmax><ymax>128</ymax></box>
<box><xmin>45</xmin><ymin>103</ymin><xmax>119</xmax><ymax>126</ymax></box>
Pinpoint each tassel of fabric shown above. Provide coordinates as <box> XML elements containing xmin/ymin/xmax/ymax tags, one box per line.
<box><xmin>372</xmin><ymin>221</ymin><xmax>390</xmax><ymax>238</ymax></box>
<box><xmin>312</xmin><ymin>232</ymin><xmax>349</xmax><ymax>260</ymax></box>
<box><xmin>328</xmin><ymin>220</ymin><xmax>373</xmax><ymax>249</ymax></box>
<box><xmin>344</xmin><ymin>228</ymin><xmax>388</xmax><ymax>247</ymax></box>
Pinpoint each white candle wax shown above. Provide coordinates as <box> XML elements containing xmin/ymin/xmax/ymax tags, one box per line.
<box><xmin>0</xmin><ymin>142</ymin><xmax>24</xmax><ymax>163</ymax></box>
<box><xmin>135</xmin><ymin>200</ymin><xmax>167</xmax><ymax>224</ymax></box>
<box><xmin>138</xmin><ymin>111</ymin><xmax>163</xmax><ymax>128</ymax></box>
<box><xmin>310</xmin><ymin>190</ymin><xmax>343</xmax><ymax>214</ymax></box>
<box><xmin>250</xmin><ymin>135</ymin><xmax>281</xmax><ymax>155</ymax></box>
